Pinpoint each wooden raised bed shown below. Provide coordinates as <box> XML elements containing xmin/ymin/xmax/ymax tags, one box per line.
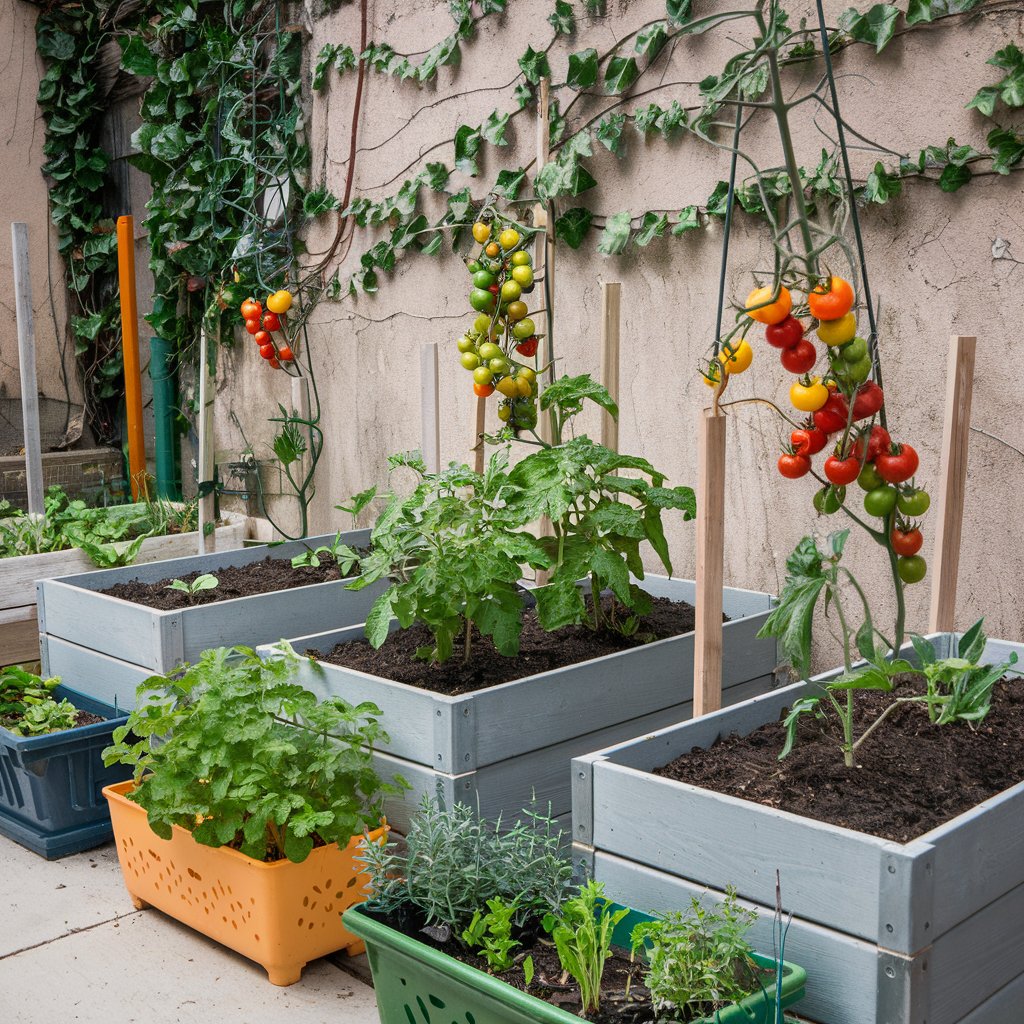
<box><xmin>571</xmin><ymin>633</ymin><xmax>1024</xmax><ymax>1024</ymax></box>
<box><xmin>258</xmin><ymin>576</ymin><xmax>778</xmax><ymax>834</ymax></box>
<box><xmin>1</xmin><ymin>507</ymin><xmax>248</xmax><ymax>667</ymax></box>
<box><xmin>37</xmin><ymin>529</ymin><xmax>384</xmax><ymax>702</ymax></box>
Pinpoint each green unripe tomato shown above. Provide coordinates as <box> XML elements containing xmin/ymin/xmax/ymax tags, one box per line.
<box><xmin>489</xmin><ymin>356</ymin><xmax>510</xmax><ymax>375</ymax></box>
<box><xmin>897</xmin><ymin>488</ymin><xmax>931</xmax><ymax>516</ymax></box>
<box><xmin>470</xmin><ymin>289</ymin><xmax>496</xmax><ymax>313</ymax></box>
<box><xmin>512</xmin><ymin>318</ymin><xmax>536</xmax><ymax>340</ymax></box>
<box><xmin>473</xmin><ymin>314</ymin><xmax>492</xmax><ymax>334</ymax></box>
<box><xmin>460</xmin><ymin>352</ymin><xmax>480</xmax><ymax>371</ymax></box>
<box><xmin>510</xmin><ymin>250</ymin><xmax>532</xmax><ymax>267</ymax></box>
<box><xmin>813</xmin><ymin>485</ymin><xmax>846</xmax><ymax>515</ymax></box>
<box><xmin>897</xmin><ymin>555</ymin><xmax>927</xmax><ymax>584</ymax></box>
<box><xmin>473</xmin><ymin>366</ymin><xmax>494</xmax><ymax>386</ymax></box>
<box><xmin>863</xmin><ymin>486</ymin><xmax>898</xmax><ymax>518</ymax></box>
<box><xmin>845</xmin><ymin>354</ymin><xmax>873</xmax><ymax>384</ymax></box>
<box><xmin>457</xmin><ymin>335</ymin><xmax>476</xmax><ymax>354</ymax></box>
<box><xmin>857</xmin><ymin>463</ymin><xmax>884</xmax><ymax>491</ymax></box>
<box><xmin>472</xmin><ymin>270</ymin><xmax>496</xmax><ymax>289</ymax></box>
<box><xmin>487</xmin><ymin>259</ymin><xmax>503</xmax><ymax>273</ymax></box>
<box><xmin>511</xmin><ymin>266</ymin><xmax>534</xmax><ymax>287</ymax></box>
<box><xmin>478</xmin><ymin>342</ymin><xmax>502</xmax><ymax>362</ymax></box>
<box><xmin>465</xmin><ymin>260</ymin><xmax>482</xmax><ymax>275</ymax></box>
<box><xmin>500</xmin><ymin>280</ymin><xmax>522</xmax><ymax>302</ymax></box>
<box><xmin>842</xmin><ymin>337</ymin><xmax>868</xmax><ymax>363</ymax></box>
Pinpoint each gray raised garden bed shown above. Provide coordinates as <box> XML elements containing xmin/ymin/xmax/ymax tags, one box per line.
<box><xmin>571</xmin><ymin>633</ymin><xmax>1024</xmax><ymax>1024</ymax></box>
<box><xmin>258</xmin><ymin>575</ymin><xmax>778</xmax><ymax>834</ymax></box>
<box><xmin>37</xmin><ymin>529</ymin><xmax>384</xmax><ymax>705</ymax></box>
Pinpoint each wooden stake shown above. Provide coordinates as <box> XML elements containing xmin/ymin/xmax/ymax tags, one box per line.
<box><xmin>11</xmin><ymin>223</ymin><xmax>44</xmax><ymax>516</ymax></box>
<box><xmin>196</xmin><ymin>326</ymin><xmax>215</xmax><ymax>555</ymax></box>
<box><xmin>600</xmin><ymin>282</ymin><xmax>621</xmax><ymax>452</ymax></box>
<box><xmin>291</xmin><ymin>374</ymin><xmax>311</xmax><ymax>484</ymax></box>
<box><xmin>693</xmin><ymin>408</ymin><xmax>727</xmax><ymax>717</ymax></box>
<box><xmin>928</xmin><ymin>335</ymin><xmax>976</xmax><ymax>633</ymax></box>
<box><xmin>473</xmin><ymin>398</ymin><xmax>486</xmax><ymax>474</ymax></box>
<box><xmin>420</xmin><ymin>342</ymin><xmax>440</xmax><ymax>474</ymax></box>
<box><xmin>117</xmin><ymin>216</ymin><xmax>147</xmax><ymax>499</ymax></box>
<box><xmin>535</xmin><ymin>76</ymin><xmax>555</xmax><ymax>448</ymax></box>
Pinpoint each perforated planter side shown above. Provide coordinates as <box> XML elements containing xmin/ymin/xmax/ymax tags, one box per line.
<box><xmin>0</xmin><ymin>685</ymin><xmax>131</xmax><ymax>858</ymax></box>
<box><xmin>343</xmin><ymin>903</ymin><xmax>807</xmax><ymax>1024</ymax></box>
<box><xmin>103</xmin><ymin>780</ymin><xmax>385</xmax><ymax>985</ymax></box>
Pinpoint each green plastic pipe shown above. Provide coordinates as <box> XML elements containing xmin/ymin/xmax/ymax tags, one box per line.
<box><xmin>149</xmin><ymin>335</ymin><xmax>181</xmax><ymax>499</ymax></box>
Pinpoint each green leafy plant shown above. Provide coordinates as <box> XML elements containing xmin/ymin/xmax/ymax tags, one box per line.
<box><xmin>543</xmin><ymin>879</ymin><xmax>629</xmax><ymax>1016</ymax></box>
<box><xmin>291</xmin><ymin>533</ymin><xmax>360</xmax><ymax>573</ymax></box>
<box><xmin>0</xmin><ymin>667</ymin><xmax>79</xmax><ymax>737</ymax></box>
<box><xmin>351</xmin><ymin>450</ymin><xmax>549</xmax><ymax>665</ymax></box>
<box><xmin>358</xmin><ymin>796</ymin><xmax>572</xmax><ymax>937</ymax></box>
<box><xmin>165</xmin><ymin>573</ymin><xmax>219</xmax><ymax>603</ymax></box>
<box><xmin>102</xmin><ymin>644</ymin><xmax>406</xmax><ymax>863</ymax></box>
<box><xmin>461</xmin><ymin>896</ymin><xmax>522</xmax><ymax>973</ymax></box>
<box><xmin>630</xmin><ymin>888</ymin><xmax>759</xmax><ymax>1019</ymax></box>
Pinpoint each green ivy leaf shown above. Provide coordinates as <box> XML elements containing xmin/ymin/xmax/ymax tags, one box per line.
<box><xmin>597</xmin><ymin>211</ymin><xmax>632</xmax><ymax>255</ymax></box>
<box><xmin>938</xmin><ymin>163</ymin><xmax>971</xmax><ymax>192</ymax></box>
<box><xmin>547</xmin><ymin>0</ymin><xmax>576</xmax><ymax>35</ymax></box>
<box><xmin>967</xmin><ymin>86</ymin><xmax>999</xmax><ymax>116</ymax></box>
<box><xmin>633</xmin><ymin>103</ymin><xmax>662</xmax><ymax>134</ymax></box>
<box><xmin>302</xmin><ymin>187</ymin><xmax>340</xmax><ymax>217</ymax></box>
<box><xmin>555</xmin><ymin>208</ymin><xmax>594</xmax><ymax>249</ymax></box>
<box><xmin>423</xmin><ymin>162</ymin><xmax>451</xmax><ymax>191</ymax></box>
<box><xmin>604</xmin><ymin>56</ymin><xmax>639</xmax><ymax>94</ymax></box>
<box><xmin>454</xmin><ymin>124</ymin><xmax>482</xmax><ymax>176</ymax></box>
<box><xmin>634</xmin><ymin>211</ymin><xmax>668</xmax><ymax>246</ymax></box>
<box><xmin>567</xmin><ymin>48</ymin><xmax>599</xmax><ymax>90</ymax></box>
<box><xmin>862</xmin><ymin>161</ymin><xmax>902</xmax><ymax>202</ymax></box>
<box><xmin>482</xmin><ymin>110</ymin><xmax>510</xmax><ymax>146</ymax></box>
<box><xmin>666</xmin><ymin>0</ymin><xmax>693</xmax><ymax>24</ymax></box>
<box><xmin>906</xmin><ymin>0</ymin><xmax>980</xmax><ymax>23</ymax></box>
<box><xmin>518</xmin><ymin>46</ymin><xmax>552</xmax><ymax>85</ymax></box>
<box><xmin>635</xmin><ymin>21</ymin><xmax>669</xmax><ymax>59</ymax></box>
<box><xmin>671</xmin><ymin>206</ymin><xmax>699</xmax><ymax>234</ymax></box>
<box><xmin>987</xmin><ymin>126</ymin><xmax>1024</xmax><ymax>174</ymax></box>
<box><xmin>120</xmin><ymin>37</ymin><xmax>158</xmax><ymax>77</ymax></box>
<box><xmin>596</xmin><ymin>113</ymin><xmax>627</xmax><ymax>154</ymax></box>
<box><xmin>705</xmin><ymin>180</ymin><xmax>730</xmax><ymax>217</ymax></box>
<box><xmin>494</xmin><ymin>168</ymin><xmax>527</xmax><ymax>199</ymax></box>
<box><xmin>513</xmin><ymin>82</ymin><xmax>534</xmax><ymax>108</ymax></box>
<box><xmin>838</xmin><ymin>4</ymin><xmax>901</xmax><ymax>52</ymax></box>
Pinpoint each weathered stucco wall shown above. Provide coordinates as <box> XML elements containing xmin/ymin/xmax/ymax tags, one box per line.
<box><xmin>0</xmin><ymin>0</ymin><xmax>83</xmax><ymax>435</ymax></box>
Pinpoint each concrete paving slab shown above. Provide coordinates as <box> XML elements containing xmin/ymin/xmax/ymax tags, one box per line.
<box><xmin>0</xmin><ymin>910</ymin><xmax>380</xmax><ymax>1023</ymax></box>
<box><xmin>0</xmin><ymin>838</ymin><xmax>134</xmax><ymax>957</ymax></box>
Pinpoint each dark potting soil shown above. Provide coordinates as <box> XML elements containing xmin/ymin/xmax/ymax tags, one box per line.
<box><xmin>317</xmin><ymin>595</ymin><xmax>708</xmax><ymax>696</ymax></box>
<box><xmin>1</xmin><ymin>707</ymin><xmax>104</xmax><ymax>733</ymax></box>
<box><xmin>655</xmin><ymin>673</ymin><xmax>1024</xmax><ymax>843</ymax></box>
<box><xmin>97</xmin><ymin>550</ymin><xmax>366</xmax><ymax>610</ymax></box>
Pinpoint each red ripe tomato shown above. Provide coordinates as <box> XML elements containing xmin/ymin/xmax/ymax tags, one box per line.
<box><xmin>791</xmin><ymin>426</ymin><xmax>828</xmax><ymax>456</ymax></box>
<box><xmin>277</xmin><ymin>346</ymin><xmax>294</xmax><ymax>361</ymax></box>
<box><xmin>245</xmin><ymin>318</ymin><xmax>261</xmax><ymax>335</ymax></box>
<box><xmin>807</xmin><ymin>276</ymin><xmax>854</xmax><ymax>321</ymax></box>
<box><xmin>780</xmin><ymin>339</ymin><xmax>817</xmax><ymax>374</ymax></box>
<box><xmin>764</xmin><ymin>315</ymin><xmax>804</xmax><ymax>350</ymax></box>
<box><xmin>813</xmin><ymin>393</ymin><xmax>850</xmax><ymax>434</ymax></box>
<box><xmin>240</xmin><ymin>298</ymin><xmax>262</xmax><ymax>320</ymax></box>
<box><xmin>875</xmin><ymin>443</ymin><xmax>919</xmax><ymax>484</ymax></box>
<box><xmin>515</xmin><ymin>337</ymin><xmax>539</xmax><ymax>357</ymax></box>
<box><xmin>852</xmin><ymin>425</ymin><xmax>891</xmax><ymax>463</ymax></box>
<box><xmin>778</xmin><ymin>453</ymin><xmax>811</xmax><ymax>479</ymax></box>
<box><xmin>891</xmin><ymin>526</ymin><xmax>924</xmax><ymax>556</ymax></box>
<box><xmin>254</xmin><ymin>330</ymin><xmax>271</xmax><ymax>346</ymax></box>
<box><xmin>488</xmin><ymin>284</ymin><xmax>500</xmax><ymax>296</ymax></box>
<box><xmin>268</xmin><ymin>357</ymin><xmax>281</xmax><ymax>369</ymax></box>
<box><xmin>262</xmin><ymin>311</ymin><xmax>282</xmax><ymax>332</ymax></box>
<box><xmin>852</xmin><ymin>381</ymin><xmax>884</xmax><ymax>421</ymax></box>
<box><xmin>259</xmin><ymin>343</ymin><xmax>276</xmax><ymax>359</ymax></box>
<box><xmin>824</xmin><ymin>453</ymin><xmax>861</xmax><ymax>486</ymax></box>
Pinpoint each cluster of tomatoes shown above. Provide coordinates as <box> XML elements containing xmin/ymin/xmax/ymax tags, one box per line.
<box><xmin>239</xmin><ymin>290</ymin><xmax>295</xmax><ymax>369</ymax></box>
<box><xmin>458</xmin><ymin>218</ymin><xmax>541</xmax><ymax>430</ymax></box>
<box><xmin>747</xmin><ymin>277</ymin><xmax>929</xmax><ymax>585</ymax></box>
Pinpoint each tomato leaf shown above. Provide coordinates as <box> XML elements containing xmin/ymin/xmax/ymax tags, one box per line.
<box><xmin>604</xmin><ymin>56</ymin><xmax>639</xmax><ymax>94</ymax></box>
<box><xmin>555</xmin><ymin>208</ymin><xmax>594</xmax><ymax>249</ymax></box>
<box><xmin>567</xmin><ymin>48</ymin><xmax>599</xmax><ymax>90</ymax></box>
<box><xmin>838</xmin><ymin>4</ymin><xmax>901</xmax><ymax>52</ymax></box>
<box><xmin>597</xmin><ymin>211</ymin><xmax>632</xmax><ymax>254</ymax></box>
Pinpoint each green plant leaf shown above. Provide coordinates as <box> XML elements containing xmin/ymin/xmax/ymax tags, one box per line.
<box><xmin>494</xmin><ymin>168</ymin><xmax>527</xmax><ymax>199</ymax></box>
<box><xmin>906</xmin><ymin>0</ymin><xmax>981</xmax><ymax>22</ymax></box>
<box><xmin>454</xmin><ymin>124</ymin><xmax>482</xmax><ymax>176</ymax></box>
<box><xmin>555</xmin><ymin>208</ymin><xmax>594</xmax><ymax>249</ymax></box>
<box><xmin>666</xmin><ymin>0</ymin><xmax>693</xmax><ymax>24</ymax></box>
<box><xmin>548</xmin><ymin>0</ymin><xmax>576</xmax><ymax>35</ymax></box>
<box><xmin>635</xmin><ymin>21</ymin><xmax>669</xmax><ymax>59</ymax></box>
<box><xmin>597</xmin><ymin>211</ymin><xmax>632</xmax><ymax>254</ymax></box>
<box><xmin>862</xmin><ymin>161</ymin><xmax>902</xmax><ymax>203</ymax></box>
<box><xmin>839</xmin><ymin>4</ymin><xmax>901</xmax><ymax>52</ymax></box>
<box><xmin>672</xmin><ymin>206</ymin><xmax>700</xmax><ymax>234</ymax></box>
<box><xmin>634</xmin><ymin>211</ymin><xmax>668</xmax><ymax>246</ymax></box>
<box><xmin>365</xmin><ymin>588</ymin><xmax>396</xmax><ymax>649</ymax></box>
<box><xmin>120</xmin><ymin>37</ymin><xmax>158</xmax><ymax>77</ymax></box>
<box><xmin>938</xmin><ymin>163</ymin><xmax>971</xmax><ymax>191</ymax></box>
<box><xmin>567</xmin><ymin>48</ymin><xmax>599</xmax><ymax>90</ymax></box>
<box><xmin>518</xmin><ymin>46</ymin><xmax>552</xmax><ymax>85</ymax></box>
<box><xmin>604</xmin><ymin>57</ymin><xmax>639</xmax><ymax>94</ymax></box>
<box><xmin>482</xmin><ymin>110</ymin><xmax>510</xmax><ymax>147</ymax></box>
<box><xmin>595</xmin><ymin>113</ymin><xmax>626</xmax><ymax>154</ymax></box>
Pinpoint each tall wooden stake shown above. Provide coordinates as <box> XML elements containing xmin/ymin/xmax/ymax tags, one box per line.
<box><xmin>535</xmin><ymin>76</ymin><xmax>555</xmax><ymax>447</ymax></box>
<box><xmin>600</xmin><ymin>282</ymin><xmax>621</xmax><ymax>452</ymax></box>
<box><xmin>473</xmin><ymin>399</ymin><xmax>486</xmax><ymax>474</ymax></box>
<box><xmin>11</xmin><ymin>223</ymin><xmax>44</xmax><ymax>516</ymax></box>
<box><xmin>420</xmin><ymin>342</ymin><xmax>441</xmax><ymax>474</ymax></box>
<box><xmin>196</xmin><ymin>326</ymin><xmax>215</xmax><ymax>555</ymax></box>
<box><xmin>291</xmin><ymin>374</ymin><xmax>311</xmax><ymax>485</ymax></box>
<box><xmin>117</xmin><ymin>216</ymin><xmax>147</xmax><ymax>499</ymax></box>
<box><xmin>928</xmin><ymin>335</ymin><xmax>976</xmax><ymax>633</ymax></box>
<box><xmin>694</xmin><ymin>408</ymin><xmax>727</xmax><ymax>716</ymax></box>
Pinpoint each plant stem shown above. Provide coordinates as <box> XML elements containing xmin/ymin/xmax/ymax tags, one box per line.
<box><xmin>831</xmin><ymin>588</ymin><xmax>855</xmax><ymax>767</ymax></box>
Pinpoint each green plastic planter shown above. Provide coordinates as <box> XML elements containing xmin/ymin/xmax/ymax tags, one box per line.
<box><xmin>343</xmin><ymin>904</ymin><xmax>807</xmax><ymax>1024</ymax></box>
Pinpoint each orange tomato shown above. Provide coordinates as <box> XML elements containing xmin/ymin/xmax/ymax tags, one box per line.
<box><xmin>473</xmin><ymin>382</ymin><xmax>495</xmax><ymax>397</ymax></box>
<box><xmin>808</xmin><ymin>276</ymin><xmax>854</xmax><ymax>321</ymax></box>
<box><xmin>745</xmin><ymin>286</ymin><xmax>792</xmax><ymax>325</ymax></box>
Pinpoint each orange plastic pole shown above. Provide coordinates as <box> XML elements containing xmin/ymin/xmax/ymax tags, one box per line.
<box><xmin>117</xmin><ymin>215</ymin><xmax>147</xmax><ymax>499</ymax></box>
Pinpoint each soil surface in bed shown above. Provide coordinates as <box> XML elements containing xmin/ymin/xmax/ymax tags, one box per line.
<box><xmin>316</xmin><ymin>595</ymin><xmax>709</xmax><ymax>696</ymax></box>
<box><xmin>98</xmin><ymin>551</ymin><xmax>366</xmax><ymax>610</ymax></box>
<box><xmin>655</xmin><ymin>674</ymin><xmax>1024</xmax><ymax>842</ymax></box>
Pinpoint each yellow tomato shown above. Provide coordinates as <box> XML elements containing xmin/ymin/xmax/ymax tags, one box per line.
<box><xmin>515</xmin><ymin>377</ymin><xmax>533</xmax><ymax>398</ymax></box>
<box><xmin>496</xmin><ymin>376</ymin><xmax>519</xmax><ymax>397</ymax></box>
<box><xmin>510</xmin><ymin>251</ymin><xmax>531</xmax><ymax>267</ymax></box>
<box><xmin>485</xmin><ymin>242</ymin><xmax>500</xmax><ymax>258</ymax></box>
<box><xmin>266</xmin><ymin>289</ymin><xmax>293</xmax><ymax>315</ymax></box>
<box><xmin>498</xmin><ymin>405</ymin><xmax>512</xmax><ymax>421</ymax></box>
<box><xmin>517</xmin><ymin>366</ymin><xmax>536</xmax><ymax>383</ymax></box>
<box><xmin>701</xmin><ymin>364</ymin><xmax>722</xmax><ymax>388</ymax></box>
<box><xmin>790</xmin><ymin>376</ymin><xmax>829</xmax><ymax>412</ymax></box>
<box><xmin>718</xmin><ymin>339</ymin><xmax>753</xmax><ymax>375</ymax></box>
<box><xmin>511</xmin><ymin>266</ymin><xmax>533</xmax><ymax>287</ymax></box>
<box><xmin>745</xmin><ymin>285</ymin><xmax>791</xmax><ymax>325</ymax></box>
<box><xmin>499</xmin><ymin>228</ymin><xmax>520</xmax><ymax>250</ymax></box>
<box><xmin>816</xmin><ymin>312</ymin><xmax>857</xmax><ymax>347</ymax></box>
<box><xmin>472</xmin><ymin>221</ymin><xmax>491</xmax><ymax>244</ymax></box>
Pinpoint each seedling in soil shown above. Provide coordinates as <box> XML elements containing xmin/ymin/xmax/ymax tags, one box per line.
<box><xmin>165</xmin><ymin>573</ymin><xmax>219</xmax><ymax>603</ymax></box>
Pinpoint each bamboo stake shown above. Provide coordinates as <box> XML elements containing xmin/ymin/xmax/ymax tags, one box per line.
<box><xmin>196</xmin><ymin>326</ymin><xmax>215</xmax><ymax>555</ymax></box>
<box><xmin>420</xmin><ymin>342</ymin><xmax>441</xmax><ymax>474</ymax></box>
<box><xmin>473</xmin><ymin>398</ymin><xmax>486</xmax><ymax>474</ymax></box>
<box><xmin>116</xmin><ymin>216</ymin><xmax>147</xmax><ymax>499</ymax></box>
<box><xmin>928</xmin><ymin>335</ymin><xmax>976</xmax><ymax>633</ymax></box>
<box><xmin>693</xmin><ymin>408</ymin><xmax>727</xmax><ymax>716</ymax></box>
<box><xmin>11</xmin><ymin>223</ymin><xmax>44</xmax><ymax>515</ymax></box>
<box><xmin>600</xmin><ymin>282</ymin><xmax>621</xmax><ymax>452</ymax></box>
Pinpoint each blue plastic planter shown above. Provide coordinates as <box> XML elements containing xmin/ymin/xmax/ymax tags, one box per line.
<box><xmin>0</xmin><ymin>685</ymin><xmax>131</xmax><ymax>858</ymax></box>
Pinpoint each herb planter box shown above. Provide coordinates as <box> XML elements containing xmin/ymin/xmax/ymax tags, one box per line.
<box><xmin>1</xmin><ymin>506</ymin><xmax>248</xmax><ymax>667</ymax></box>
<box><xmin>571</xmin><ymin>633</ymin><xmax>1024</xmax><ymax>1024</ymax></box>
<box><xmin>103</xmin><ymin>780</ymin><xmax>385</xmax><ymax>985</ymax></box>
<box><xmin>36</xmin><ymin>529</ymin><xmax>383</xmax><ymax>705</ymax></box>
<box><xmin>260</xmin><ymin>576</ymin><xmax>777</xmax><ymax>834</ymax></box>
<box><xmin>343</xmin><ymin>902</ymin><xmax>807</xmax><ymax>1024</ymax></box>
<box><xmin>0</xmin><ymin>684</ymin><xmax>131</xmax><ymax>858</ymax></box>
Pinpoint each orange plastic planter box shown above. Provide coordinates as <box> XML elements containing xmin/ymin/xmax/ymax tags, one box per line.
<box><xmin>103</xmin><ymin>781</ymin><xmax>384</xmax><ymax>985</ymax></box>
